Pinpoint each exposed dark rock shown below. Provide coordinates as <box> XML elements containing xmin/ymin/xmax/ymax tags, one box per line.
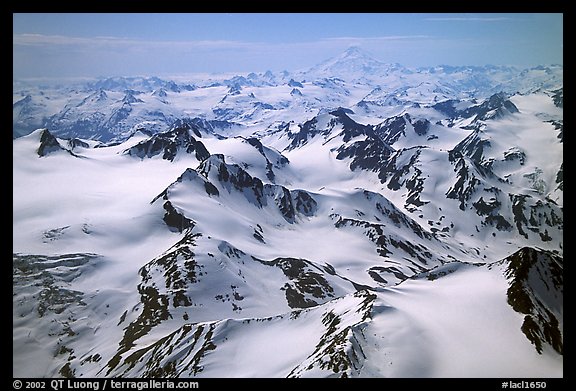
<box><xmin>446</xmin><ymin>151</ymin><xmax>482</xmax><ymax>211</ymax></box>
<box><xmin>266</xmin><ymin>186</ymin><xmax>295</xmax><ymax>221</ymax></box>
<box><xmin>152</xmin><ymin>168</ymin><xmax>220</xmax><ymax>207</ymax></box>
<box><xmin>503</xmin><ymin>147</ymin><xmax>526</xmax><ymax>165</ymax></box>
<box><xmin>412</xmin><ymin>118</ymin><xmax>430</xmax><ymax>136</ymax></box>
<box><xmin>287</xmin><ymin>109</ymin><xmax>369</xmax><ymax>150</ymax></box>
<box><xmin>375</xmin><ymin>115</ymin><xmax>409</xmax><ymax>145</ymax></box>
<box><xmin>107</xmin><ymin>232</ymin><xmax>202</xmax><ymax>374</ymax></box>
<box><xmin>291</xmin><ymin>190</ymin><xmax>318</xmax><ymax>216</ymax></box>
<box><xmin>258</xmin><ymin>257</ymin><xmax>335</xmax><ymax>309</ymax></box>
<box><xmin>204</xmin><ymin>182</ymin><xmax>220</xmax><ymax>196</ymax></box>
<box><xmin>452</xmin><ymin>130</ymin><xmax>492</xmax><ymax>166</ymax></box>
<box><xmin>473</xmin><ymin>196</ymin><xmax>512</xmax><ymax>231</ymax></box>
<box><xmin>122</xmin><ymin>91</ymin><xmax>143</xmax><ymax>105</ymax></box>
<box><xmin>432</xmin><ymin>99</ymin><xmax>461</xmax><ymax>118</ymax></box>
<box><xmin>287</xmin><ymin>117</ymin><xmax>319</xmax><ymax>150</ymax></box>
<box><xmin>433</xmin><ymin>93</ymin><xmax>519</xmax><ymax>122</ymax></box>
<box><xmin>463</xmin><ymin>92</ymin><xmax>519</xmax><ymax>121</ymax></box>
<box><xmin>162</xmin><ymin>201</ymin><xmax>194</xmax><ymax>233</ymax></box>
<box><xmin>547</xmin><ymin>120</ymin><xmax>563</xmax><ymax>143</ymax></box>
<box><xmin>67</xmin><ymin>138</ymin><xmax>89</xmax><ymax>150</ymax></box>
<box><xmin>329</xmin><ymin>108</ymin><xmax>369</xmax><ymax>141</ymax></box>
<box><xmin>555</xmin><ymin>163</ymin><xmax>563</xmax><ymax>191</ymax></box>
<box><xmin>253</xmin><ymin>225</ymin><xmax>265</xmax><ymax>243</ymax></box>
<box><xmin>334</xmin><ymin>216</ymin><xmax>434</xmax><ymax>267</ymax></box>
<box><xmin>125</xmin><ymin>124</ymin><xmax>210</xmax><ymax>162</ymax></box>
<box><xmin>244</xmin><ymin>137</ymin><xmax>289</xmax><ymax>182</ymax></box>
<box><xmin>198</xmin><ymin>154</ymin><xmax>316</xmax><ymax>223</ymax></box>
<box><xmin>473</xmin><ymin>196</ymin><xmax>501</xmax><ymax>215</ymax></box>
<box><xmin>552</xmin><ymin>88</ymin><xmax>563</xmax><ymax>108</ymax></box>
<box><xmin>368</xmin><ymin>266</ymin><xmax>408</xmax><ymax>284</ymax></box>
<box><xmin>509</xmin><ymin>194</ymin><xmax>530</xmax><ymax>239</ymax></box>
<box><xmin>110</xmin><ymin>322</ymin><xmax>217</xmax><ymax>377</ymax></box>
<box><xmin>287</xmin><ymin>290</ymin><xmax>376</xmax><ymax>378</ymax></box>
<box><xmin>503</xmin><ymin>247</ymin><xmax>563</xmax><ymax>355</ymax></box>
<box><xmin>288</xmin><ymin>79</ymin><xmax>304</xmax><ymax>88</ymax></box>
<box><xmin>290</xmin><ymin>88</ymin><xmax>303</xmax><ymax>96</ymax></box>
<box><xmin>372</xmin><ymin>148</ymin><xmax>429</xmax><ymax>210</ymax></box>
<box><xmin>13</xmin><ymin>253</ymin><xmax>96</xmax><ymax>317</ymax></box>
<box><xmin>37</xmin><ymin>129</ymin><xmax>64</xmax><ymax>157</ymax></box>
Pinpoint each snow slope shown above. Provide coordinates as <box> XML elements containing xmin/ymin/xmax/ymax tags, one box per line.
<box><xmin>361</xmin><ymin>261</ymin><xmax>562</xmax><ymax>378</ymax></box>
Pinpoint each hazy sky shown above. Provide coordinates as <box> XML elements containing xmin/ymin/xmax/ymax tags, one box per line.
<box><xmin>13</xmin><ymin>13</ymin><xmax>563</xmax><ymax>79</ymax></box>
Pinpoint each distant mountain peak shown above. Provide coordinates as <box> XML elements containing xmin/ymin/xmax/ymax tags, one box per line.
<box><xmin>14</xmin><ymin>94</ymin><xmax>33</xmax><ymax>106</ymax></box>
<box><xmin>318</xmin><ymin>46</ymin><xmax>381</xmax><ymax>67</ymax></box>
<box><xmin>340</xmin><ymin>45</ymin><xmax>375</xmax><ymax>59</ymax></box>
<box><xmin>122</xmin><ymin>91</ymin><xmax>144</xmax><ymax>104</ymax></box>
<box><xmin>306</xmin><ymin>46</ymin><xmax>401</xmax><ymax>81</ymax></box>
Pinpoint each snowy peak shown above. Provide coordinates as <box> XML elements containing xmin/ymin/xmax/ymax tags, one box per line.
<box><xmin>77</xmin><ymin>89</ymin><xmax>109</xmax><ymax>107</ymax></box>
<box><xmin>88</xmin><ymin>76</ymin><xmax>184</xmax><ymax>93</ymax></box>
<box><xmin>125</xmin><ymin>123</ymin><xmax>210</xmax><ymax>162</ymax></box>
<box><xmin>340</xmin><ymin>45</ymin><xmax>372</xmax><ymax>59</ymax></box>
<box><xmin>435</xmin><ymin>92</ymin><xmax>520</xmax><ymax>126</ymax></box>
<box><xmin>26</xmin><ymin>128</ymin><xmax>82</xmax><ymax>158</ymax></box>
<box><xmin>121</xmin><ymin>91</ymin><xmax>144</xmax><ymax>105</ymax></box>
<box><xmin>13</xmin><ymin>94</ymin><xmax>49</xmax><ymax>138</ymax></box>
<box><xmin>152</xmin><ymin>88</ymin><xmax>168</xmax><ymax>98</ymax></box>
<box><xmin>320</xmin><ymin>46</ymin><xmax>383</xmax><ymax>70</ymax></box>
<box><xmin>192</xmin><ymin>153</ymin><xmax>317</xmax><ymax>224</ymax></box>
<box><xmin>13</xmin><ymin>94</ymin><xmax>33</xmax><ymax>108</ymax></box>
<box><xmin>242</xmin><ymin>137</ymin><xmax>289</xmax><ymax>182</ymax></box>
<box><xmin>37</xmin><ymin>128</ymin><xmax>65</xmax><ymax>157</ymax></box>
<box><xmin>13</xmin><ymin>63</ymin><xmax>562</xmax><ymax>142</ymax></box>
<box><xmin>285</xmin><ymin>108</ymin><xmax>376</xmax><ymax>151</ymax></box>
<box><xmin>374</xmin><ymin>113</ymin><xmax>431</xmax><ymax>146</ymax></box>
<box><xmin>306</xmin><ymin>46</ymin><xmax>402</xmax><ymax>81</ymax></box>
<box><xmin>465</xmin><ymin>92</ymin><xmax>519</xmax><ymax>121</ymax></box>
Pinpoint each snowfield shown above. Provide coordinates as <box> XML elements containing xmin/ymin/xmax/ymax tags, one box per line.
<box><xmin>363</xmin><ymin>263</ymin><xmax>562</xmax><ymax>378</ymax></box>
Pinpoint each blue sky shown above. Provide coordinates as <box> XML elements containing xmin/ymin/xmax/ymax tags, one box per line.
<box><xmin>13</xmin><ymin>13</ymin><xmax>563</xmax><ymax>78</ymax></box>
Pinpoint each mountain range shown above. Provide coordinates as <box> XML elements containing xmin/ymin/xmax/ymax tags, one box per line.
<box><xmin>13</xmin><ymin>47</ymin><xmax>563</xmax><ymax>378</ymax></box>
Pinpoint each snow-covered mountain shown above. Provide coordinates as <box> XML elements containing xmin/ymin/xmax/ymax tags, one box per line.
<box><xmin>305</xmin><ymin>46</ymin><xmax>406</xmax><ymax>82</ymax></box>
<box><xmin>13</xmin><ymin>47</ymin><xmax>562</xmax><ymax>142</ymax></box>
<box><xmin>13</xmin><ymin>49</ymin><xmax>563</xmax><ymax>378</ymax></box>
